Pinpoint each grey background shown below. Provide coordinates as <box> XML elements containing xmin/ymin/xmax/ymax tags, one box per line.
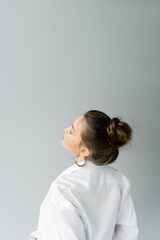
<box><xmin>0</xmin><ymin>1</ymin><xmax>159</xmax><ymax>239</ymax></box>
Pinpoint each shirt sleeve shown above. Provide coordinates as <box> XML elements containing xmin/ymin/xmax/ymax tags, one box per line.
<box><xmin>112</xmin><ymin>186</ymin><xmax>139</xmax><ymax>240</ymax></box>
<box><xmin>37</xmin><ymin>181</ymin><xmax>87</xmax><ymax>240</ymax></box>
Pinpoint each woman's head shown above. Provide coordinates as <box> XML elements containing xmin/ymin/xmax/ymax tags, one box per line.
<box><xmin>62</xmin><ymin>110</ymin><xmax>132</xmax><ymax>166</ymax></box>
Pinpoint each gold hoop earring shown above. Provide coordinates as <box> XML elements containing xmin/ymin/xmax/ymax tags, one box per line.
<box><xmin>75</xmin><ymin>155</ymin><xmax>87</xmax><ymax>167</ymax></box>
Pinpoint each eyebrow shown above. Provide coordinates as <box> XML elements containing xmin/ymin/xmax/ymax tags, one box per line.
<box><xmin>72</xmin><ymin>123</ymin><xmax>76</xmax><ymax>132</ymax></box>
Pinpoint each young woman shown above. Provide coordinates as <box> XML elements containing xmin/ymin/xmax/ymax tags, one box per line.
<box><xmin>26</xmin><ymin>110</ymin><xmax>139</xmax><ymax>240</ymax></box>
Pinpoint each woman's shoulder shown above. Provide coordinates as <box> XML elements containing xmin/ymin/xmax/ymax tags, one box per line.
<box><xmin>50</xmin><ymin>162</ymin><xmax>131</xmax><ymax>194</ymax></box>
<box><xmin>112</xmin><ymin>167</ymin><xmax>131</xmax><ymax>188</ymax></box>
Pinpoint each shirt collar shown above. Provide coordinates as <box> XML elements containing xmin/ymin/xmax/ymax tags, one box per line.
<box><xmin>56</xmin><ymin>160</ymin><xmax>101</xmax><ymax>181</ymax></box>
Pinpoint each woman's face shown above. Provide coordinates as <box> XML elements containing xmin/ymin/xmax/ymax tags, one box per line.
<box><xmin>61</xmin><ymin>115</ymin><xmax>89</xmax><ymax>159</ymax></box>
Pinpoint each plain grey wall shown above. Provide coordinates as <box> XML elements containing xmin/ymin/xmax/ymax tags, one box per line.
<box><xmin>0</xmin><ymin>1</ymin><xmax>159</xmax><ymax>239</ymax></box>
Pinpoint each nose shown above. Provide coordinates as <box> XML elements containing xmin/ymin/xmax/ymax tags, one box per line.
<box><xmin>64</xmin><ymin>127</ymin><xmax>68</xmax><ymax>133</ymax></box>
<box><xmin>64</xmin><ymin>126</ymin><xmax>71</xmax><ymax>134</ymax></box>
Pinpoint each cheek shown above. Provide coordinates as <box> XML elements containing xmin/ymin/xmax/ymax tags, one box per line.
<box><xmin>68</xmin><ymin>137</ymin><xmax>79</xmax><ymax>148</ymax></box>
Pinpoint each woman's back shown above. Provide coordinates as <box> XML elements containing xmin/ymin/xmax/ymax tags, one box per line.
<box><xmin>34</xmin><ymin>160</ymin><xmax>139</xmax><ymax>240</ymax></box>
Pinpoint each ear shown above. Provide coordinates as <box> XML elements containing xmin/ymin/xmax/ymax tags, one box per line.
<box><xmin>81</xmin><ymin>147</ymin><xmax>90</xmax><ymax>158</ymax></box>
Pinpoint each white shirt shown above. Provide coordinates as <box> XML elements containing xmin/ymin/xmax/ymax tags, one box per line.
<box><xmin>29</xmin><ymin>160</ymin><xmax>139</xmax><ymax>240</ymax></box>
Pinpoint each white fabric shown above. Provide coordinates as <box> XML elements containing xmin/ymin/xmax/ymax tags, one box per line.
<box><xmin>29</xmin><ymin>160</ymin><xmax>139</xmax><ymax>240</ymax></box>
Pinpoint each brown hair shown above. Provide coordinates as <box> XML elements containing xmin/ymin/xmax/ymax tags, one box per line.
<box><xmin>79</xmin><ymin>110</ymin><xmax>132</xmax><ymax>166</ymax></box>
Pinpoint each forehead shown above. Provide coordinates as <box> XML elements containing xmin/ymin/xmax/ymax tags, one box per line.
<box><xmin>74</xmin><ymin>115</ymin><xmax>85</xmax><ymax>131</ymax></box>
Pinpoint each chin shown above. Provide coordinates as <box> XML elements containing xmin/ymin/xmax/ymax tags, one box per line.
<box><xmin>61</xmin><ymin>142</ymin><xmax>70</xmax><ymax>151</ymax></box>
<box><xmin>61</xmin><ymin>141</ymin><xmax>66</xmax><ymax>148</ymax></box>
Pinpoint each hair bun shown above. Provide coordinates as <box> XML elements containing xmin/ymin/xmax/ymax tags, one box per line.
<box><xmin>107</xmin><ymin>117</ymin><xmax>132</xmax><ymax>148</ymax></box>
